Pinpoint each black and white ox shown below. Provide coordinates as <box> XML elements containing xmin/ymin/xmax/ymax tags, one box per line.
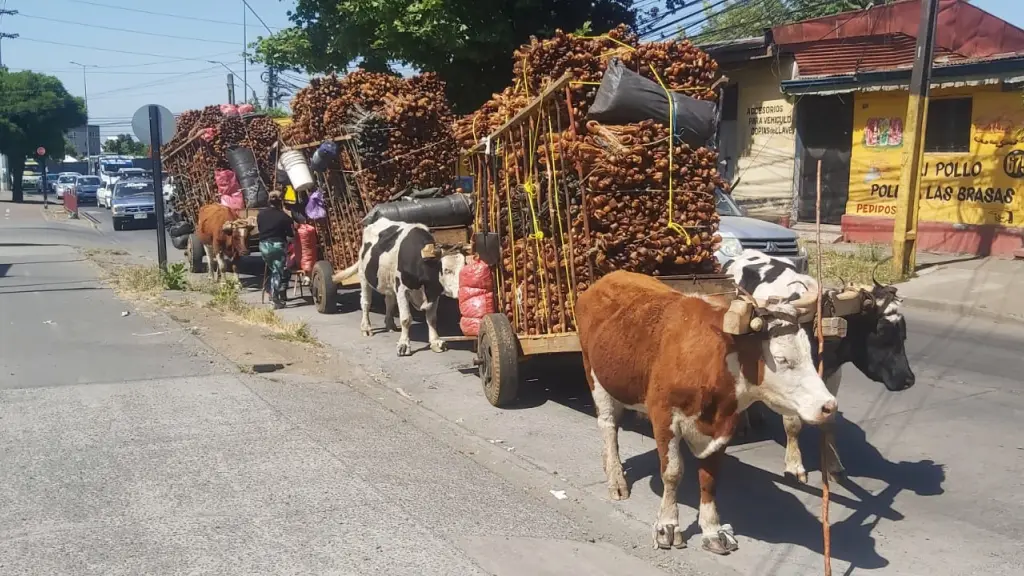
<box><xmin>333</xmin><ymin>217</ymin><xmax>465</xmax><ymax>357</ymax></box>
<box><xmin>723</xmin><ymin>249</ymin><xmax>915</xmax><ymax>481</ymax></box>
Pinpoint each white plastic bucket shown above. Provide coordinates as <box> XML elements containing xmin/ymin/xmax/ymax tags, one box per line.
<box><xmin>278</xmin><ymin>150</ymin><xmax>314</xmax><ymax>192</ymax></box>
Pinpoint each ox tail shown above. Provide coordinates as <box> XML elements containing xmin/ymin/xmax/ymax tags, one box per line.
<box><xmin>331</xmin><ymin>263</ymin><xmax>359</xmax><ymax>285</ymax></box>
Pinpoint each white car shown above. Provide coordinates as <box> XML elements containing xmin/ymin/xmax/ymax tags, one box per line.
<box><xmin>54</xmin><ymin>173</ymin><xmax>81</xmax><ymax>199</ymax></box>
<box><xmin>97</xmin><ymin>186</ymin><xmax>113</xmax><ymax>208</ymax></box>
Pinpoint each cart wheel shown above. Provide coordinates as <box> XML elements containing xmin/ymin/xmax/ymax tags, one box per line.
<box><xmin>312</xmin><ymin>260</ymin><xmax>338</xmax><ymax>314</ymax></box>
<box><xmin>477</xmin><ymin>313</ymin><xmax>520</xmax><ymax>407</ymax></box>
<box><xmin>185</xmin><ymin>234</ymin><xmax>205</xmax><ymax>273</ymax></box>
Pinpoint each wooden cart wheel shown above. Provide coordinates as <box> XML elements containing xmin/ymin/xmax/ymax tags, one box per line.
<box><xmin>477</xmin><ymin>313</ymin><xmax>520</xmax><ymax>408</ymax></box>
<box><xmin>185</xmin><ymin>234</ymin><xmax>205</xmax><ymax>273</ymax></box>
<box><xmin>312</xmin><ymin>260</ymin><xmax>338</xmax><ymax>315</ymax></box>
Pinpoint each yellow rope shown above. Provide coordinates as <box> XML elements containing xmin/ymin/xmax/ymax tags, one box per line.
<box><xmin>647</xmin><ymin>63</ymin><xmax>692</xmax><ymax>246</ymax></box>
<box><xmin>502</xmin><ymin>145</ymin><xmax>520</xmax><ymax>331</ymax></box>
<box><xmin>546</xmin><ymin>113</ymin><xmax>577</xmax><ymax>327</ymax></box>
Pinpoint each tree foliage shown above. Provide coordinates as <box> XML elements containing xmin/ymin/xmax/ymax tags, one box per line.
<box><xmin>0</xmin><ymin>69</ymin><xmax>87</xmax><ymax>202</ymax></box>
<box><xmin>695</xmin><ymin>0</ymin><xmax>895</xmax><ymax>44</ymax></box>
<box><xmin>102</xmin><ymin>134</ymin><xmax>148</xmax><ymax>156</ymax></box>
<box><xmin>251</xmin><ymin>0</ymin><xmax>683</xmax><ymax>113</ymax></box>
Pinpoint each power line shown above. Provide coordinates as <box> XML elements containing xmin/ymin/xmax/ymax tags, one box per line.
<box><xmin>641</xmin><ymin>0</ymin><xmax>748</xmax><ymax>39</ymax></box>
<box><xmin>58</xmin><ymin>0</ymin><xmax>283</xmax><ymax>30</ymax></box>
<box><xmin>15</xmin><ymin>37</ymin><xmax>246</xmax><ymax>62</ymax></box>
<box><xmin>242</xmin><ymin>0</ymin><xmax>276</xmax><ymax>35</ymax></box>
<box><xmin>15</xmin><ymin>13</ymin><xmax>240</xmax><ymax>45</ymax></box>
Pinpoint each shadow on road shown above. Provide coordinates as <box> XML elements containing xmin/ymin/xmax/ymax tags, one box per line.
<box><xmin>0</xmin><ymin>286</ymin><xmax>104</xmax><ymax>295</ymax></box>
<box><xmin>512</xmin><ymin>355</ymin><xmax>946</xmax><ymax>570</ymax></box>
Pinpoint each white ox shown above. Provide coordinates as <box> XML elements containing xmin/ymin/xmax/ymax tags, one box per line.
<box><xmin>333</xmin><ymin>217</ymin><xmax>465</xmax><ymax>356</ymax></box>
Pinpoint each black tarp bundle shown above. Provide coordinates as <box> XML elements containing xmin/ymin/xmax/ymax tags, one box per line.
<box><xmin>362</xmin><ymin>193</ymin><xmax>474</xmax><ymax>228</ymax></box>
<box><xmin>227</xmin><ymin>146</ymin><xmax>269</xmax><ymax>208</ymax></box>
<box><xmin>587</xmin><ymin>59</ymin><xmax>718</xmax><ymax>149</ymax></box>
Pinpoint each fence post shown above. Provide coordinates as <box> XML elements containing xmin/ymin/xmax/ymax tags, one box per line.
<box><xmin>64</xmin><ymin>186</ymin><xmax>78</xmax><ymax>219</ymax></box>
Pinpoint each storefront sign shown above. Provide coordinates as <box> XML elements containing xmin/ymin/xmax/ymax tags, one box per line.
<box><xmin>847</xmin><ymin>89</ymin><xmax>1024</xmax><ymax>227</ymax></box>
<box><xmin>747</xmin><ymin>103</ymin><xmax>794</xmax><ymax>136</ymax></box>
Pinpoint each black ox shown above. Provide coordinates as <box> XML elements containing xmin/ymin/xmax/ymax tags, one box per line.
<box><xmin>724</xmin><ymin>249</ymin><xmax>915</xmax><ymax>481</ymax></box>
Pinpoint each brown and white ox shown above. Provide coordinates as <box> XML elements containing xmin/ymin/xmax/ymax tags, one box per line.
<box><xmin>196</xmin><ymin>203</ymin><xmax>251</xmax><ymax>282</ymax></box>
<box><xmin>576</xmin><ymin>271</ymin><xmax>836</xmax><ymax>555</ymax></box>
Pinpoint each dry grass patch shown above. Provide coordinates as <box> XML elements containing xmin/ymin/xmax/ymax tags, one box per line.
<box><xmin>804</xmin><ymin>242</ymin><xmax>905</xmax><ymax>286</ymax></box>
<box><xmin>203</xmin><ymin>275</ymin><xmax>320</xmax><ymax>346</ymax></box>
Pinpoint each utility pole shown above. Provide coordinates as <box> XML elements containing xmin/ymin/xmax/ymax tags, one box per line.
<box><xmin>242</xmin><ymin>0</ymin><xmax>247</xmax><ymax>105</ymax></box>
<box><xmin>265</xmin><ymin>67</ymin><xmax>277</xmax><ymax>109</ymax></box>
<box><xmin>70</xmin><ymin>62</ymin><xmax>96</xmax><ymax>172</ymax></box>
<box><xmin>892</xmin><ymin>0</ymin><xmax>940</xmax><ymax>278</ymax></box>
<box><xmin>227</xmin><ymin>73</ymin><xmax>236</xmax><ymax>105</ymax></box>
<box><xmin>0</xmin><ymin>8</ymin><xmax>19</xmax><ymax>69</ymax></box>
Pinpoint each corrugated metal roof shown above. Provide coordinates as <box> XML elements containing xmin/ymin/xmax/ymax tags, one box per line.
<box><xmin>792</xmin><ymin>34</ymin><xmax>963</xmax><ymax>77</ymax></box>
<box><xmin>773</xmin><ymin>0</ymin><xmax>1024</xmax><ymax>78</ymax></box>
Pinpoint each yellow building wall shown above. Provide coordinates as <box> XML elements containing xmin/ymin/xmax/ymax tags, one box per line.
<box><xmin>727</xmin><ymin>58</ymin><xmax>796</xmax><ymax>216</ymax></box>
<box><xmin>848</xmin><ymin>86</ymin><xmax>1024</xmax><ymax>227</ymax></box>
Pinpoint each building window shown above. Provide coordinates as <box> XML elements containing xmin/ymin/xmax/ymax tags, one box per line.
<box><xmin>924</xmin><ymin>97</ymin><xmax>972</xmax><ymax>153</ymax></box>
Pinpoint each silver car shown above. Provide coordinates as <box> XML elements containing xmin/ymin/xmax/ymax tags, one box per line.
<box><xmin>111</xmin><ymin>179</ymin><xmax>157</xmax><ymax>231</ymax></box>
<box><xmin>714</xmin><ymin>189</ymin><xmax>808</xmax><ymax>273</ymax></box>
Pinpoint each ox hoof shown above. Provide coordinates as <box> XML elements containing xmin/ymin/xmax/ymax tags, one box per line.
<box><xmin>360</xmin><ymin>325</ymin><xmax>373</xmax><ymax>337</ymax></box>
<box><xmin>384</xmin><ymin>320</ymin><xmax>399</xmax><ymax>332</ymax></box>
<box><xmin>701</xmin><ymin>525</ymin><xmax>738</xmax><ymax>555</ymax></box>
<box><xmin>608</xmin><ymin>476</ymin><xmax>630</xmax><ymax>501</ymax></box>
<box><xmin>429</xmin><ymin>340</ymin><xmax>447</xmax><ymax>353</ymax></box>
<box><xmin>652</xmin><ymin>522</ymin><xmax>686</xmax><ymax>550</ymax></box>
<box><xmin>396</xmin><ymin>341</ymin><xmax>412</xmax><ymax>357</ymax></box>
<box><xmin>785</xmin><ymin>466</ymin><xmax>808</xmax><ymax>484</ymax></box>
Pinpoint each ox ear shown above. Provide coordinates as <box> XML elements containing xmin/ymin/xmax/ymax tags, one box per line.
<box><xmin>420</xmin><ymin>243</ymin><xmax>441</xmax><ymax>260</ymax></box>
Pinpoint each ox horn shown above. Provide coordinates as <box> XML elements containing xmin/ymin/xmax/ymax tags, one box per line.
<box><xmin>788</xmin><ymin>290</ymin><xmax>819</xmax><ymax>312</ymax></box>
<box><xmin>871</xmin><ymin>255</ymin><xmax>893</xmax><ymax>290</ymax></box>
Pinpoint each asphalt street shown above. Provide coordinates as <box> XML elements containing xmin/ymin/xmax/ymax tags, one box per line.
<box><xmin>78</xmin><ymin>203</ymin><xmax>182</xmax><ymax>264</ymax></box>
<box><xmin>264</xmin><ymin>260</ymin><xmax>1024</xmax><ymax>576</ymax></box>
<box><xmin>6</xmin><ymin>197</ymin><xmax>1024</xmax><ymax>575</ymax></box>
<box><xmin>0</xmin><ymin>203</ymin><xmax>676</xmax><ymax>575</ymax></box>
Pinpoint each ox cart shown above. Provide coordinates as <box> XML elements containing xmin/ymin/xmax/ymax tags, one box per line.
<box><xmin>162</xmin><ymin>131</ymin><xmax>271</xmax><ymax>272</ymax></box>
<box><xmin>453</xmin><ymin>73</ymin><xmax>865</xmax><ymax>407</ymax></box>
<box><xmin>283</xmin><ymin>136</ymin><xmax>474</xmax><ymax>314</ymax></box>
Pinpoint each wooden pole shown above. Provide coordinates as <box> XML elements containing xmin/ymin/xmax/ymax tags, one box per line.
<box><xmin>816</xmin><ymin>159</ymin><xmax>832</xmax><ymax>576</ymax></box>
<box><xmin>892</xmin><ymin>0</ymin><xmax>940</xmax><ymax>278</ymax></box>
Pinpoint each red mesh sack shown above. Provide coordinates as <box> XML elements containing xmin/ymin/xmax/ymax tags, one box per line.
<box><xmin>458</xmin><ymin>258</ymin><xmax>495</xmax><ymax>336</ymax></box>
<box><xmin>237</xmin><ymin>103</ymin><xmax>255</xmax><ymax>115</ymax></box>
<box><xmin>296</xmin><ymin>224</ymin><xmax>319</xmax><ymax>275</ymax></box>
<box><xmin>460</xmin><ymin>257</ymin><xmax>492</xmax><ymax>290</ymax></box>
<box><xmin>460</xmin><ymin>317</ymin><xmax>483</xmax><ymax>337</ymax></box>
<box><xmin>220</xmin><ymin>103</ymin><xmax>239</xmax><ymax>117</ymax></box>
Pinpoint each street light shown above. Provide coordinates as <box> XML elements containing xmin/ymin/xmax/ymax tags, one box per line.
<box><xmin>69</xmin><ymin>61</ymin><xmax>98</xmax><ymax>172</ymax></box>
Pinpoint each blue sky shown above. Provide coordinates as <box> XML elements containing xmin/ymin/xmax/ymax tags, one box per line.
<box><xmin>0</xmin><ymin>0</ymin><xmax>1021</xmax><ymax>140</ymax></box>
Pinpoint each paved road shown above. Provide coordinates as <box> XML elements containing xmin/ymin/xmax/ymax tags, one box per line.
<box><xmin>263</xmin><ymin>268</ymin><xmax>1024</xmax><ymax>576</ymax></box>
<box><xmin>0</xmin><ymin>203</ymin><xmax>675</xmax><ymax>575</ymax></box>
<box><xmin>78</xmin><ymin>204</ymin><xmax>182</xmax><ymax>264</ymax></box>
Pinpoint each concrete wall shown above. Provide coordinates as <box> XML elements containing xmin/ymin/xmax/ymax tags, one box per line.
<box><xmin>843</xmin><ymin>84</ymin><xmax>1024</xmax><ymax>255</ymax></box>
<box><xmin>720</xmin><ymin>56</ymin><xmax>797</xmax><ymax>220</ymax></box>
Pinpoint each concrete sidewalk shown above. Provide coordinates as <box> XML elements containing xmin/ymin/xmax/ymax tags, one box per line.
<box><xmin>895</xmin><ymin>256</ymin><xmax>1024</xmax><ymax>324</ymax></box>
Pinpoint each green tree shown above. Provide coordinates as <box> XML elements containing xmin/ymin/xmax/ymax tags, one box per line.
<box><xmin>101</xmin><ymin>133</ymin><xmax>148</xmax><ymax>156</ymax></box>
<box><xmin>250</xmin><ymin>0</ymin><xmax>671</xmax><ymax>113</ymax></box>
<box><xmin>694</xmin><ymin>0</ymin><xmax>895</xmax><ymax>44</ymax></box>
<box><xmin>63</xmin><ymin>135</ymin><xmax>80</xmax><ymax>159</ymax></box>
<box><xmin>0</xmin><ymin>69</ymin><xmax>87</xmax><ymax>202</ymax></box>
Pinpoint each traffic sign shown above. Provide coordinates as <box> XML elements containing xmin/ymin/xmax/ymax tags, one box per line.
<box><xmin>132</xmin><ymin>104</ymin><xmax>176</xmax><ymax>146</ymax></box>
<box><xmin>36</xmin><ymin>146</ymin><xmax>46</xmax><ymax>156</ymax></box>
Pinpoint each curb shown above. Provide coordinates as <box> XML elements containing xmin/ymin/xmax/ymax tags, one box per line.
<box><xmin>79</xmin><ymin>209</ymin><xmax>101</xmax><ymax>230</ymax></box>
<box><xmin>900</xmin><ymin>296</ymin><xmax>1024</xmax><ymax>326</ymax></box>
